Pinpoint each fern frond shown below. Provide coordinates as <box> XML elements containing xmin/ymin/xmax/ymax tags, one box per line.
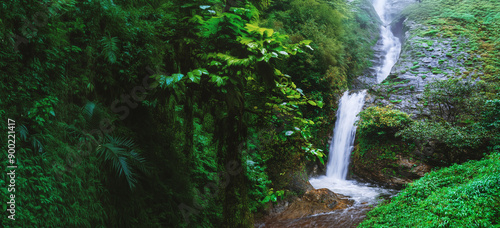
<box><xmin>82</xmin><ymin>102</ymin><xmax>95</xmax><ymax>122</ymax></box>
<box><xmin>208</xmin><ymin>53</ymin><xmax>256</xmax><ymax>67</ymax></box>
<box><xmin>81</xmin><ymin>102</ymin><xmax>102</xmax><ymax>131</ymax></box>
<box><xmin>100</xmin><ymin>36</ymin><xmax>119</xmax><ymax>63</ymax></box>
<box><xmin>245</xmin><ymin>23</ymin><xmax>274</xmax><ymax>37</ymax></box>
<box><xmin>97</xmin><ymin>135</ymin><xmax>146</xmax><ymax>190</ymax></box>
<box><xmin>19</xmin><ymin>124</ymin><xmax>29</xmax><ymax>141</ymax></box>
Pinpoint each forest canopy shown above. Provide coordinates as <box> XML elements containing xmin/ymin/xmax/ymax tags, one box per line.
<box><xmin>0</xmin><ymin>0</ymin><xmax>376</xmax><ymax>227</ymax></box>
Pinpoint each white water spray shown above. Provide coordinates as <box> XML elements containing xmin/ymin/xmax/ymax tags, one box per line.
<box><xmin>310</xmin><ymin>89</ymin><xmax>390</xmax><ymax>205</ymax></box>
<box><xmin>325</xmin><ymin>90</ymin><xmax>367</xmax><ymax>179</ymax></box>
<box><xmin>373</xmin><ymin>0</ymin><xmax>402</xmax><ymax>83</ymax></box>
<box><xmin>310</xmin><ymin>0</ymin><xmax>403</xmax><ymax>205</ymax></box>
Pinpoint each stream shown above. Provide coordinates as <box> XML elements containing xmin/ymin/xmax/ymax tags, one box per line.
<box><xmin>258</xmin><ymin>0</ymin><xmax>415</xmax><ymax>227</ymax></box>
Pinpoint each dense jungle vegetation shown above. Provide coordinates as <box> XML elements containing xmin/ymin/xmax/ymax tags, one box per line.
<box><xmin>0</xmin><ymin>0</ymin><xmax>378</xmax><ymax>227</ymax></box>
<box><xmin>1</xmin><ymin>0</ymin><xmax>499</xmax><ymax>227</ymax></box>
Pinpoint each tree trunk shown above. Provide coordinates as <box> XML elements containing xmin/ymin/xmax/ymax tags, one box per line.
<box><xmin>219</xmin><ymin>111</ymin><xmax>252</xmax><ymax>227</ymax></box>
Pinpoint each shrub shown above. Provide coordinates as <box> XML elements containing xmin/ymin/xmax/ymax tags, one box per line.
<box><xmin>360</xmin><ymin>152</ymin><xmax>500</xmax><ymax>227</ymax></box>
<box><xmin>357</xmin><ymin>106</ymin><xmax>413</xmax><ymax>138</ymax></box>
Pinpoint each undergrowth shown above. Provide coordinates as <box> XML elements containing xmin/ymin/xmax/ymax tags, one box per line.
<box><xmin>360</xmin><ymin>152</ymin><xmax>500</xmax><ymax>227</ymax></box>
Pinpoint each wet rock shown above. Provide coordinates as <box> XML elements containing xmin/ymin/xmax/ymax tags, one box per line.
<box><xmin>286</xmin><ymin>169</ymin><xmax>314</xmax><ymax>195</ymax></box>
<box><xmin>273</xmin><ymin>188</ymin><xmax>354</xmax><ymax>220</ymax></box>
<box><xmin>328</xmin><ymin>201</ymin><xmax>338</xmax><ymax>209</ymax></box>
<box><xmin>364</xmin><ymin>17</ymin><xmax>477</xmax><ymax>118</ymax></box>
<box><xmin>351</xmin><ymin>150</ymin><xmax>433</xmax><ymax>189</ymax></box>
<box><xmin>422</xmin><ymin>57</ymin><xmax>432</xmax><ymax>63</ymax></box>
<box><xmin>307</xmin><ymin>159</ymin><xmax>326</xmax><ymax>178</ymax></box>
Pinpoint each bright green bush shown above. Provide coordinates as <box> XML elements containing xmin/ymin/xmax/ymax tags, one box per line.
<box><xmin>353</xmin><ymin>106</ymin><xmax>415</xmax><ymax>175</ymax></box>
<box><xmin>360</xmin><ymin>152</ymin><xmax>500</xmax><ymax>227</ymax></box>
<box><xmin>357</xmin><ymin>106</ymin><xmax>413</xmax><ymax>137</ymax></box>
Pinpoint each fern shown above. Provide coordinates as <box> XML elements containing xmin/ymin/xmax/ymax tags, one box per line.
<box><xmin>100</xmin><ymin>36</ymin><xmax>119</xmax><ymax>64</ymax></box>
<box><xmin>208</xmin><ymin>53</ymin><xmax>256</xmax><ymax>67</ymax></box>
<box><xmin>245</xmin><ymin>23</ymin><xmax>274</xmax><ymax>37</ymax></box>
<box><xmin>19</xmin><ymin>124</ymin><xmax>29</xmax><ymax>141</ymax></box>
<box><xmin>97</xmin><ymin>135</ymin><xmax>147</xmax><ymax>190</ymax></box>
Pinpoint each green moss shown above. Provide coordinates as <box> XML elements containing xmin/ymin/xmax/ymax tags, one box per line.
<box><xmin>422</xmin><ymin>29</ymin><xmax>440</xmax><ymax>37</ymax></box>
<box><xmin>432</xmin><ymin>68</ymin><xmax>444</xmax><ymax>74</ymax></box>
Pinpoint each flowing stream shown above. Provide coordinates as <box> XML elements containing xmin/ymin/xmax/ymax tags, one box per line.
<box><xmin>372</xmin><ymin>0</ymin><xmax>402</xmax><ymax>83</ymax></box>
<box><xmin>308</xmin><ymin>0</ymin><xmax>405</xmax><ymax>225</ymax></box>
<box><xmin>260</xmin><ymin>0</ymin><xmax>408</xmax><ymax>227</ymax></box>
<box><xmin>308</xmin><ymin>0</ymin><xmax>405</xmax><ymax>226</ymax></box>
<box><xmin>309</xmin><ymin>0</ymin><xmax>404</xmax><ymax>198</ymax></box>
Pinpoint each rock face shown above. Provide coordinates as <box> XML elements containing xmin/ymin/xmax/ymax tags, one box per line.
<box><xmin>259</xmin><ymin>188</ymin><xmax>354</xmax><ymax>222</ymax></box>
<box><xmin>364</xmin><ymin>17</ymin><xmax>479</xmax><ymax>117</ymax></box>
<box><xmin>350</xmin><ymin>8</ymin><xmax>482</xmax><ymax>186</ymax></box>
<box><xmin>351</xmin><ymin>151</ymin><xmax>432</xmax><ymax>188</ymax></box>
<box><xmin>286</xmin><ymin>169</ymin><xmax>315</xmax><ymax>195</ymax></box>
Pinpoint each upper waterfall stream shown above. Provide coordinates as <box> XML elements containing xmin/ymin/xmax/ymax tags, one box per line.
<box><xmin>309</xmin><ymin>0</ymin><xmax>404</xmax><ymax>202</ymax></box>
<box><xmin>307</xmin><ymin>0</ymin><xmax>407</xmax><ymax>226</ymax></box>
<box><xmin>373</xmin><ymin>0</ymin><xmax>402</xmax><ymax>83</ymax></box>
<box><xmin>258</xmin><ymin>0</ymin><xmax>414</xmax><ymax>227</ymax></box>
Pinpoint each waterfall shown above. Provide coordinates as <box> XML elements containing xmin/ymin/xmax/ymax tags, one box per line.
<box><xmin>373</xmin><ymin>0</ymin><xmax>402</xmax><ymax>83</ymax></box>
<box><xmin>325</xmin><ymin>90</ymin><xmax>367</xmax><ymax>179</ymax></box>
<box><xmin>322</xmin><ymin>0</ymin><xmax>402</xmax><ymax>180</ymax></box>
<box><xmin>310</xmin><ymin>0</ymin><xmax>403</xmax><ymax>205</ymax></box>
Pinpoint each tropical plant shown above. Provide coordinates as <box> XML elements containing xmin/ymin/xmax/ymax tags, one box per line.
<box><xmin>97</xmin><ymin>135</ymin><xmax>148</xmax><ymax>190</ymax></box>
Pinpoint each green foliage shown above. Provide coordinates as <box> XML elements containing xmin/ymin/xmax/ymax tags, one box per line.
<box><xmin>246</xmin><ymin>153</ymin><xmax>273</xmax><ymax>212</ymax></box>
<box><xmin>27</xmin><ymin>96</ymin><xmax>59</xmax><ymax>128</ymax></box>
<box><xmin>0</xmin><ymin>0</ymin><xmax>385</xmax><ymax>227</ymax></box>
<box><xmin>423</xmin><ymin>79</ymin><xmax>481</xmax><ymax>123</ymax></box>
<box><xmin>261</xmin><ymin>188</ymin><xmax>285</xmax><ymax>203</ymax></box>
<box><xmin>360</xmin><ymin>152</ymin><xmax>500</xmax><ymax>227</ymax></box>
<box><xmin>354</xmin><ymin>136</ymin><xmax>415</xmax><ymax>161</ymax></box>
<box><xmin>398</xmin><ymin>121</ymin><xmax>487</xmax><ymax>150</ymax></box>
<box><xmin>99</xmin><ymin>36</ymin><xmax>120</xmax><ymax>64</ymax></box>
<box><xmin>403</xmin><ymin>0</ymin><xmax>500</xmax><ymax>81</ymax></box>
<box><xmin>357</xmin><ymin>106</ymin><xmax>413</xmax><ymax>138</ymax></box>
<box><xmin>481</xmin><ymin>98</ymin><xmax>500</xmax><ymax>131</ymax></box>
<box><xmin>353</xmin><ymin>106</ymin><xmax>415</xmax><ymax>175</ymax></box>
<box><xmin>394</xmin><ymin>79</ymin><xmax>499</xmax><ymax>164</ymax></box>
<box><xmin>97</xmin><ymin>135</ymin><xmax>147</xmax><ymax>190</ymax></box>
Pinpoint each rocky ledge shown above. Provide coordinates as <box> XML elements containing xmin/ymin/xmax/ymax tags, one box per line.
<box><xmin>365</xmin><ymin>17</ymin><xmax>480</xmax><ymax>117</ymax></box>
<box><xmin>256</xmin><ymin>188</ymin><xmax>354</xmax><ymax>224</ymax></box>
<box><xmin>351</xmin><ymin>152</ymin><xmax>432</xmax><ymax>188</ymax></box>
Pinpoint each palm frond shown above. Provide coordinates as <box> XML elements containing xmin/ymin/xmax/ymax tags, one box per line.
<box><xmin>32</xmin><ymin>137</ymin><xmax>44</xmax><ymax>154</ymax></box>
<box><xmin>100</xmin><ymin>36</ymin><xmax>119</xmax><ymax>64</ymax></box>
<box><xmin>97</xmin><ymin>135</ymin><xmax>146</xmax><ymax>190</ymax></box>
<box><xmin>82</xmin><ymin>102</ymin><xmax>95</xmax><ymax>122</ymax></box>
<box><xmin>19</xmin><ymin>124</ymin><xmax>29</xmax><ymax>141</ymax></box>
<box><xmin>81</xmin><ymin>102</ymin><xmax>103</xmax><ymax>131</ymax></box>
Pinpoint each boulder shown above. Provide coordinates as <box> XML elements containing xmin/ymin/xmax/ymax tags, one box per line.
<box><xmin>273</xmin><ymin>188</ymin><xmax>354</xmax><ymax>220</ymax></box>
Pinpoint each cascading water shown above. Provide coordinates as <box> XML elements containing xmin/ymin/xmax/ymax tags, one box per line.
<box><xmin>372</xmin><ymin>0</ymin><xmax>402</xmax><ymax>83</ymax></box>
<box><xmin>307</xmin><ymin>0</ymin><xmax>405</xmax><ymax>224</ymax></box>
<box><xmin>310</xmin><ymin>0</ymin><xmax>402</xmax><ymax>199</ymax></box>
<box><xmin>318</xmin><ymin>0</ymin><xmax>403</xmax><ymax>182</ymax></box>
<box><xmin>259</xmin><ymin>0</ymin><xmax>413</xmax><ymax>227</ymax></box>
<box><xmin>325</xmin><ymin>90</ymin><xmax>367</xmax><ymax>180</ymax></box>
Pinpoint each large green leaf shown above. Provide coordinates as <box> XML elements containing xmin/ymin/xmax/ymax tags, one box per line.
<box><xmin>97</xmin><ymin>136</ymin><xmax>147</xmax><ymax>190</ymax></box>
